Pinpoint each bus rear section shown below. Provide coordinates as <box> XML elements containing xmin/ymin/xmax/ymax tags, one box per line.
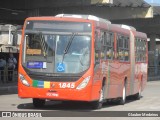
<box><xmin>134</xmin><ymin>31</ymin><xmax>148</xmax><ymax>96</ymax></box>
<box><xmin>18</xmin><ymin>16</ymin><xmax>105</xmax><ymax>109</ymax></box>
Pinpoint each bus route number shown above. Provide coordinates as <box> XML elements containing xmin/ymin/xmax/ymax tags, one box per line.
<box><xmin>59</xmin><ymin>83</ymin><xmax>75</xmax><ymax>89</ymax></box>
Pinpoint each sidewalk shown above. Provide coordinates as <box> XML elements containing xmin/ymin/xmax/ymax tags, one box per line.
<box><xmin>0</xmin><ymin>80</ymin><xmax>17</xmax><ymax>95</ymax></box>
<box><xmin>148</xmin><ymin>76</ymin><xmax>160</xmax><ymax>81</ymax></box>
<box><xmin>0</xmin><ymin>70</ymin><xmax>18</xmax><ymax>95</ymax></box>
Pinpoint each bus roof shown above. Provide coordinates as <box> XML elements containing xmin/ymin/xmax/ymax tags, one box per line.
<box><xmin>55</xmin><ymin>14</ymin><xmax>111</xmax><ymax>24</ymax></box>
<box><xmin>135</xmin><ymin>31</ymin><xmax>147</xmax><ymax>39</ymax></box>
<box><xmin>113</xmin><ymin>24</ymin><xmax>136</xmax><ymax>31</ymax></box>
<box><xmin>109</xmin><ymin>24</ymin><xmax>130</xmax><ymax>35</ymax></box>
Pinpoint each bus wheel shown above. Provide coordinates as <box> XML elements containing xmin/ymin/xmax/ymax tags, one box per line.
<box><xmin>119</xmin><ymin>82</ymin><xmax>126</xmax><ymax>105</ymax></box>
<box><xmin>33</xmin><ymin>98</ymin><xmax>45</xmax><ymax>108</ymax></box>
<box><xmin>133</xmin><ymin>82</ymin><xmax>142</xmax><ymax>100</ymax></box>
<box><xmin>91</xmin><ymin>85</ymin><xmax>104</xmax><ymax>109</ymax></box>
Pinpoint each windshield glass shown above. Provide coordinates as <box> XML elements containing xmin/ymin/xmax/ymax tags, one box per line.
<box><xmin>23</xmin><ymin>32</ymin><xmax>91</xmax><ymax>74</ymax></box>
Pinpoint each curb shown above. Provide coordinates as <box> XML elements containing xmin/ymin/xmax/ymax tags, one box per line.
<box><xmin>148</xmin><ymin>77</ymin><xmax>160</xmax><ymax>81</ymax></box>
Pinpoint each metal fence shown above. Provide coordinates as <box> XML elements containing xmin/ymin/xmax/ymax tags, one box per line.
<box><xmin>0</xmin><ymin>67</ymin><xmax>17</xmax><ymax>83</ymax></box>
<box><xmin>148</xmin><ymin>66</ymin><xmax>160</xmax><ymax>76</ymax></box>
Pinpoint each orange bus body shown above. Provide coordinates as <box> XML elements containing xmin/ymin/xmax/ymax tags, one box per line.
<box><xmin>18</xmin><ymin>15</ymin><xmax>148</xmax><ymax>108</ymax></box>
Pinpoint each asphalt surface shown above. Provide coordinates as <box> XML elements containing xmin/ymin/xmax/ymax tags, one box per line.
<box><xmin>0</xmin><ymin>81</ymin><xmax>160</xmax><ymax>119</ymax></box>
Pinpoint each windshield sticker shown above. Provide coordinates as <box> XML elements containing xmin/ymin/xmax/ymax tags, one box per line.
<box><xmin>38</xmin><ymin>81</ymin><xmax>44</xmax><ymax>88</ymax></box>
<box><xmin>44</xmin><ymin>81</ymin><xmax>50</xmax><ymax>88</ymax></box>
<box><xmin>32</xmin><ymin>80</ymin><xmax>38</xmax><ymax>87</ymax></box>
<box><xmin>57</xmin><ymin>63</ymin><xmax>65</xmax><ymax>72</ymax></box>
<box><xmin>27</xmin><ymin>61</ymin><xmax>44</xmax><ymax>69</ymax></box>
<box><xmin>43</xmin><ymin>62</ymin><xmax>47</xmax><ymax>68</ymax></box>
<box><xmin>32</xmin><ymin>80</ymin><xmax>51</xmax><ymax>88</ymax></box>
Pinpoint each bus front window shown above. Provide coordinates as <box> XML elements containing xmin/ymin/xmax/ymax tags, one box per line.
<box><xmin>23</xmin><ymin>33</ymin><xmax>91</xmax><ymax>74</ymax></box>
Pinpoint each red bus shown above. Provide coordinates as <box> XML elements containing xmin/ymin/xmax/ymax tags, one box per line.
<box><xmin>18</xmin><ymin>14</ymin><xmax>148</xmax><ymax>109</ymax></box>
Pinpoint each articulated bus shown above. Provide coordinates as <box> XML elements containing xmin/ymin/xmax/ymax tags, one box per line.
<box><xmin>18</xmin><ymin>14</ymin><xmax>148</xmax><ymax>109</ymax></box>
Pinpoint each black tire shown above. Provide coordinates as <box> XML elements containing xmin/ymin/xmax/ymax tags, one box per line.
<box><xmin>33</xmin><ymin>98</ymin><xmax>45</xmax><ymax>108</ymax></box>
<box><xmin>91</xmin><ymin>85</ymin><xmax>105</xmax><ymax>109</ymax></box>
<box><xmin>133</xmin><ymin>82</ymin><xmax>142</xmax><ymax>100</ymax></box>
<box><xmin>119</xmin><ymin>82</ymin><xmax>126</xmax><ymax>105</ymax></box>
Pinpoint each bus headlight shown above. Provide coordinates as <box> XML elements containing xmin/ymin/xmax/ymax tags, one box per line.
<box><xmin>19</xmin><ymin>74</ymin><xmax>30</xmax><ymax>87</ymax></box>
<box><xmin>76</xmin><ymin>76</ymin><xmax>90</xmax><ymax>90</ymax></box>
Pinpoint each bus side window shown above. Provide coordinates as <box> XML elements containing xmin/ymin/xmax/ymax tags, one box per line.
<box><xmin>117</xmin><ymin>35</ymin><xmax>129</xmax><ymax>62</ymax></box>
<box><xmin>142</xmin><ymin>40</ymin><xmax>147</xmax><ymax>62</ymax></box>
<box><xmin>117</xmin><ymin>35</ymin><xmax>124</xmax><ymax>61</ymax></box>
<box><xmin>95</xmin><ymin>31</ymin><xmax>101</xmax><ymax>65</ymax></box>
<box><xmin>136</xmin><ymin>38</ymin><xmax>141</xmax><ymax>62</ymax></box>
<box><xmin>101</xmin><ymin>32</ymin><xmax>105</xmax><ymax>59</ymax></box>
<box><xmin>144</xmin><ymin>40</ymin><xmax>147</xmax><ymax>62</ymax></box>
<box><xmin>136</xmin><ymin>38</ymin><xmax>147</xmax><ymax>62</ymax></box>
<box><xmin>95</xmin><ymin>31</ymin><xmax>101</xmax><ymax>51</ymax></box>
<box><xmin>104</xmin><ymin>32</ymin><xmax>114</xmax><ymax>60</ymax></box>
<box><xmin>95</xmin><ymin>31</ymin><xmax>114</xmax><ymax>64</ymax></box>
<box><xmin>124</xmin><ymin>37</ymin><xmax>129</xmax><ymax>61</ymax></box>
<box><xmin>135</xmin><ymin>38</ymin><xmax>138</xmax><ymax>62</ymax></box>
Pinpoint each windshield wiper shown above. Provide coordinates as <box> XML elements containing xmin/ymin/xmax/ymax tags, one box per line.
<box><xmin>61</xmin><ymin>33</ymin><xmax>76</xmax><ymax>63</ymax></box>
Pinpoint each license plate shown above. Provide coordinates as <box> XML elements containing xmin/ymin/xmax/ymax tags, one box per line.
<box><xmin>46</xmin><ymin>92</ymin><xmax>59</xmax><ymax>97</ymax></box>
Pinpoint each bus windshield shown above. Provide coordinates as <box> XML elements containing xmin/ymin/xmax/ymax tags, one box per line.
<box><xmin>22</xmin><ymin>31</ymin><xmax>91</xmax><ymax>74</ymax></box>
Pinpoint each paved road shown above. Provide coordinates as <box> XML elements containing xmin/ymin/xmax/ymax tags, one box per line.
<box><xmin>0</xmin><ymin>81</ymin><xmax>160</xmax><ymax>120</ymax></box>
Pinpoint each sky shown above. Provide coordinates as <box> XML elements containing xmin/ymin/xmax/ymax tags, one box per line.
<box><xmin>144</xmin><ymin>0</ymin><xmax>160</xmax><ymax>4</ymax></box>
